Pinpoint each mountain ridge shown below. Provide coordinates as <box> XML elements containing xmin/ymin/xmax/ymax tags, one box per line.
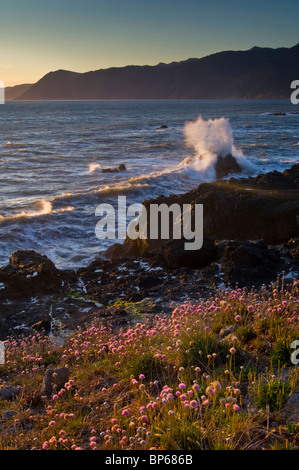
<box><xmin>6</xmin><ymin>44</ymin><xmax>299</xmax><ymax>100</ymax></box>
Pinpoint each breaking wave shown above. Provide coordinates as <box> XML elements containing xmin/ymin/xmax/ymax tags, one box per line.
<box><xmin>0</xmin><ymin>200</ymin><xmax>74</xmax><ymax>222</ymax></box>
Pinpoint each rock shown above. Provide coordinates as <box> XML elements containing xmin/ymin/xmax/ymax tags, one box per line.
<box><xmin>159</xmin><ymin>124</ymin><xmax>168</xmax><ymax>129</ymax></box>
<box><xmin>105</xmin><ymin>238</ymin><xmax>147</xmax><ymax>260</ymax></box>
<box><xmin>0</xmin><ymin>250</ymin><xmax>63</xmax><ymax>299</ymax></box>
<box><xmin>104</xmin><ymin>165</ymin><xmax>299</xmax><ymax>264</ymax></box>
<box><xmin>141</xmin><ymin>167</ymin><xmax>299</xmax><ymax>248</ymax></box>
<box><xmin>283</xmin><ymin>163</ymin><xmax>299</xmax><ymax>180</ymax></box>
<box><xmin>215</xmin><ymin>154</ymin><xmax>242</xmax><ymax>179</ymax></box>
<box><xmin>219</xmin><ymin>325</ymin><xmax>237</xmax><ymax>338</ymax></box>
<box><xmin>199</xmin><ymin>262</ymin><xmax>221</xmax><ymax>284</ymax></box>
<box><xmin>41</xmin><ymin>367</ymin><xmax>70</xmax><ymax>397</ymax></box>
<box><xmin>288</xmin><ymin>238</ymin><xmax>299</xmax><ymax>262</ymax></box>
<box><xmin>221</xmin><ymin>240</ymin><xmax>282</xmax><ymax>286</ymax></box>
<box><xmin>102</xmin><ymin>164</ymin><xmax>127</xmax><ymax>173</ymax></box>
<box><xmin>9</xmin><ymin>250</ymin><xmax>49</xmax><ymax>267</ymax></box>
<box><xmin>105</xmin><ymin>243</ymin><xmax>126</xmax><ymax>260</ymax></box>
<box><xmin>162</xmin><ymin>237</ymin><xmax>218</xmax><ymax>268</ymax></box>
<box><xmin>229</xmin><ymin>164</ymin><xmax>299</xmax><ymax>190</ymax></box>
<box><xmin>0</xmin><ymin>385</ymin><xmax>22</xmax><ymax>400</ymax></box>
<box><xmin>230</xmin><ymin>168</ymin><xmax>299</xmax><ymax>190</ymax></box>
<box><xmin>137</xmin><ymin>273</ymin><xmax>162</xmax><ymax>289</ymax></box>
<box><xmin>280</xmin><ymin>381</ymin><xmax>299</xmax><ymax>423</ymax></box>
<box><xmin>102</xmin><ymin>167</ymin><xmax>119</xmax><ymax>173</ymax></box>
<box><xmin>30</xmin><ymin>320</ymin><xmax>51</xmax><ymax>333</ymax></box>
<box><xmin>3</xmin><ymin>410</ymin><xmax>17</xmax><ymax>420</ymax></box>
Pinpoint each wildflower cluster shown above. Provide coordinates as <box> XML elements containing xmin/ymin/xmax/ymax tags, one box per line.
<box><xmin>0</xmin><ymin>280</ymin><xmax>298</xmax><ymax>450</ymax></box>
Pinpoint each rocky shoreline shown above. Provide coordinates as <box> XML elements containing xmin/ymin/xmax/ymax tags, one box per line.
<box><xmin>0</xmin><ymin>164</ymin><xmax>298</xmax><ymax>341</ymax></box>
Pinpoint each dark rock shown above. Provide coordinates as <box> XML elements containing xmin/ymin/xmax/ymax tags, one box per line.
<box><xmin>3</xmin><ymin>410</ymin><xmax>17</xmax><ymax>420</ymax></box>
<box><xmin>283</xmin><ymin>163</ymin><xmax>299</xmax><ymax>180</ymax></box>
<box><xmin>106</xmin><ymin>165</ymin><xmax>299</xmax><ymax>261</ymax></box>
<box><xmin>288</xmin><ymin>238</ymin><xmax>299</xmax><ymax>261</ymax></box>
<box><xmin>162</xmin><ymin>237</ymin><xmax>218</xmax><ymax>268</ymax></box>
<box><xmin>280</xmin><ymin>381</ymin><xmax>299</xmax><ymax>423</ymax></box>
<box><xmin>159</xmin><ymin>124</ymin><xmax>168</xmax><ymax>129</ymax></box>
<box><xmin>105</xmin><ymin>243</ymin><xmax>125</xmax><ymax>259</ymax></box>
<box><xmin>221</xmin><ymin>240</ymin><xmax>282</xmax><ymax>286</ymax></box>
<box><xmin>41</xmin><ymin>367</ymin><xmax>70</xmax><ymax>397</ymax></box>
<box><xmin>0</xmin><ymin>385</ymin><xmax>22</xmax><ymax>400</ymax></box>
<box><xmin>137</xmin><ymin>273</ymin><xmax>162</xmax><ymax>289</ymax></box>
<box><xmin>214</xmin><ymin>153</ymin><xmax>242</xmax><ymax>179</ymax></box>
<box><xmin>102</xmin><ymin>164</ymin><xmax>127</xmax><ymax>173</ymax></box>
<box><xmin>59</xmin><ymin>269</ymin><xmax>78</xmax><ymax>285</ymax></box>
<box><xmin>30</xmin><ymin>320</ymin><xmax>51</xmax><ymax>333</ymax></box>
<box><xmin>230</xmin><ymin>166</ymin><xmax>299</xmax><ymax>190</ymax></box>
<box><xmin>199</xmin><ymin>262</ymin><xmax>221</xmax><ymax>283</ymax></box>
<box><xmin>102</xmin><ymin>161</ymin><xmax>299</xmax><ymax>287</ymax></box>
<box><xmin>102</xmin><ymin>167</ymin><xmax>119</xmax><ymax>173</ymax></box>
<box><xmin>0</xmin><ymin>250</ymin><xmax>63</xmax><ymax>299</ymax></box>
<box><xmin>138</xmin><ymin>167</ymin><xmax>299</xmax><ymax>249</ymax></box>
<box><xmin>105</xmin><ymin>238</ymin><xmax>147</xmax><ymax>260</ymax></box>
<box><xmin>219</xmin><ymin>325</ymin><xmax>237</xmax><ymax>338</ymax></box>
<box><xmin>9</xmin><ymin>250</ymin><xmax>47</xmax><ymax>267</ymax></box>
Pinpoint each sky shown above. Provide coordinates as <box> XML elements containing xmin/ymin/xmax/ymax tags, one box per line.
<box><xmin>0</xmin><ymin>0</ymin><xmax>298</xmax><ymax>86</ymax></box>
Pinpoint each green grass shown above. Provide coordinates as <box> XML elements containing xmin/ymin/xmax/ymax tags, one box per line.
<box><xmin>0</xmin><ymin>279</ymin><xmax>298</xmax><ymax>450</ymax></box>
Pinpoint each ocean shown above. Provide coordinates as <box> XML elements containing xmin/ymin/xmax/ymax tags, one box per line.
<box><xmin>0</xmin><ymin>99</ymin><xmax>298</xmax><ymax>269</ymax></box>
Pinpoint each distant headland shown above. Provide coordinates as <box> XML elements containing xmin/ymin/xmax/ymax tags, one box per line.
<box><xmin>5</xmin><ymin>44</ymin><xmax>299</xmax><ymax>101</ymax></box>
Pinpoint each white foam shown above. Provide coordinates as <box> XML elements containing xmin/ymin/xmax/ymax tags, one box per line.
<box><xmin>89</xmin><ymin>162</ymin><xmax>102</xmax><ymax>173</ymax></box>
<box><xmin>183</xmin><ymin>116</ymin><xmax>256</xmax><ymax>178</ymax></box>
<box><xmin>0</xmin><ymin>200</ymin><xmax>74</xmax><ymax>221</ymax></box>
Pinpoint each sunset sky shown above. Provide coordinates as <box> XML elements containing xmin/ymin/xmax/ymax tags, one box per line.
<box><xmin>1</xmin><ymin>0</ymin><xmax>298</xmax><ymax>87</ymax></box>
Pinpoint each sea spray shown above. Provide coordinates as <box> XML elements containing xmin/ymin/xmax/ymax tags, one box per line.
<box><xmin>89</xmin><ymin>163</ymin><xmax>102</xmax><ymax>173</ymax></box>
<box><xmin>184</xmin><ymin>116</ymin><xmax>234</xmax><ymax>158</ymax></box>
<box><xmin>182</xmin><ymin>116</ymin><xmax>255</xmax><ymax>178</ymax></box>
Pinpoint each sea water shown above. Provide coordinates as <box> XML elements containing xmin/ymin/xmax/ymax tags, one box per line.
<box><xmin>0</xmin><ymin>100</ymin><xmax>298</xmax><ymax>269</ymax></box>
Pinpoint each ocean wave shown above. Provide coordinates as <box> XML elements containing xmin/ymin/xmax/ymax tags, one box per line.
<box><xmin>5</xmin><ymin>141</ymin><xmax>31</xmax><ymax>147</ymax></box>
<box><xmin>143</xmin><ymin>142</ymin><xmax>175</xmax><ymax>149</ymax></box>
<box><xmin>279</xmin><ymin>159</ymin><xmax>299</xmax><ymax>164</ymax></box>
<box><xmin>97</xmin><ymin>182</ymin><xmax>150</xmax><ymax>196</ymax></box>
<box><xmin>50</xmin><ymin>180</ymin><xmax>151</xmax><ymax>203</ymax></box>
<box><xmin>0</xmin><ymin>200</ymin><xmax>74</xmax><ymax>222</ymax></box>
<box><xmin>21</xmin><ymin>157</ymin><xmax>40</xmax><ymax>162</ymax></box>
<box><xmin>245</xmin><ymin>143</ymin><xmax>270</xmax><ymax>148</ymax></box>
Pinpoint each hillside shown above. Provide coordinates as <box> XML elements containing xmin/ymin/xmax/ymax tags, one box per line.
<box><xmin>13</xmin><ymin>44</ymin><xmax>299</xmax><ymax>100</ymax></box>
<box><xmin>5</xmin><ymin>84</ymin><xmax>33</xmax><ymax>101</ymax></box>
